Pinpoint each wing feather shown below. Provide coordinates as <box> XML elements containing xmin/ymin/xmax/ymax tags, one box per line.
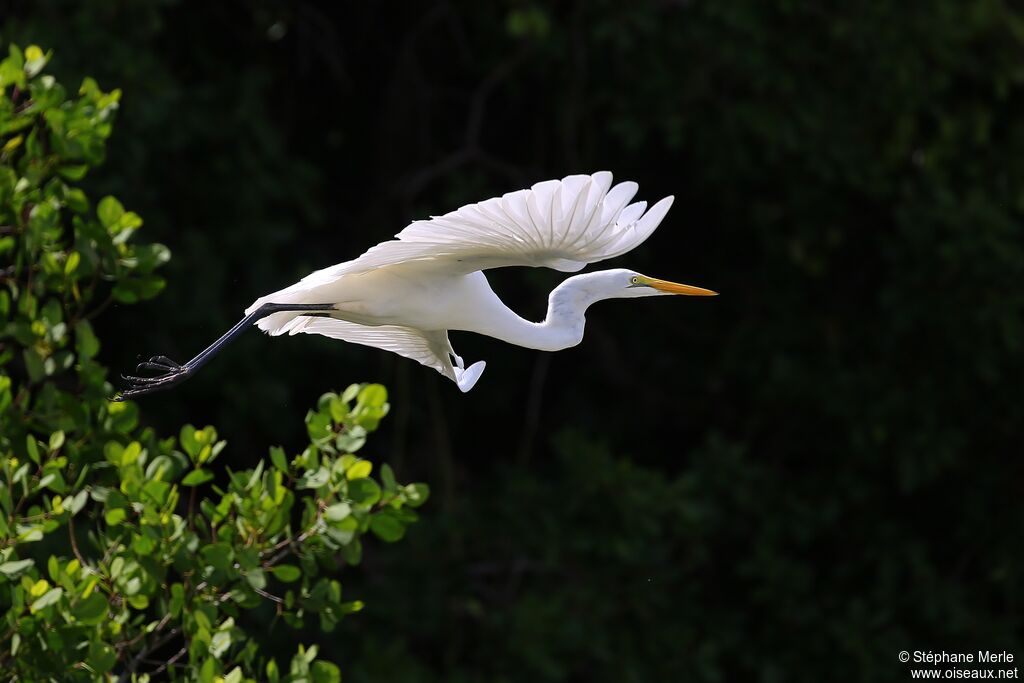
<box><xmin>314</xmin><ymin>171</ymin><xmax>673</xmax><ymax>278</ymax></box>
<box><xmin>556</xmin><ymin>175</ymin><xmax>591</xmax><ymax>250</ymax></box>
<box><xmin>617</xmin><ymin>200</ymin><xmax>647</xmax><ymax>228</ymax></box>
<box><xmin>281</xmin><ymin>316</ymin><xmax>458</xmax><ymax>381</ymax></box>
<box><xmin>275</xmin><ymin>317</ymin><xmax>488</xmax><ymax>392</ymax></box>
<box><xmin>564</xmin><ymin>176</ymin><xmax>609</xmax><ymax>252</ymax></box>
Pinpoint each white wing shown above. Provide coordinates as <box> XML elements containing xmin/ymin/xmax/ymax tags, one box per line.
<box><xmin>273</xmin><ymin>316</ymin><xmax>486</xmax><ymax>392</ymax></box>
<box><xmin>298</xmin><ymin>171</ymin><xmax>673</xmax><ymax>284</ymax></box>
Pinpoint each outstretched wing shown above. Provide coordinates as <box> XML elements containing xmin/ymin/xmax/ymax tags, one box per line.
<box><xmin>306</xmin><ymin>171</ymin><xmax>673</xmax><ymax>282</ymax></box>
<box><xmin>273</xmin><ymin>316</ymin><xmax>486</xmax><ymax>392</ymax></box>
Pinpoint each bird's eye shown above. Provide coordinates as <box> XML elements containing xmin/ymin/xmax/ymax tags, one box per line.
<box><xmin>630</xmin><ymin>276</ymin><xmax>639</xmax><ymax>285</ymax></box>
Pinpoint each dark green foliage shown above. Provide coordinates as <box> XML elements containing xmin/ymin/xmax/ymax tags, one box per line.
<box><xmin>0</xmin><ymin>47</ymin><xmax>426</xmax><ymax>680</ymax></box>
<box><xmin>3</xmin><ymin>1</ymin><xmax>1024</xmax><ymax>681</ymax></box>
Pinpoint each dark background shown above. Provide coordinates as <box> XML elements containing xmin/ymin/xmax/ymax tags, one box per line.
<box><xmin>4</xmin><ymin>1</ymin><xmax>1023</xmax><ymax>680</ymax></box>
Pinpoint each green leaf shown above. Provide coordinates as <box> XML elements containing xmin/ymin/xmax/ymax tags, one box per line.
<box><xmin>381</xmin><ymin>463</ymin><xmax>397</xmax><ymax>493</ymax></box>
<box><xmin>63</xmin><ymin>251</ymin><xmax>81</xmax><ymax>275</ymax></box>
<box><xmin>104</xmin><ymin>507</ymin><xmax>126</xmax><ymax>526</ymax></box>
<box><xmin>97</xmin><ymin>195</ymin><xmax>124</xmax><ymax>229</ymax></box>
<box><xmin>201</xmin><ymin>543</ymin><xmax>234</xmax><ymax>572</ymax></box>
<box><xmin>353</xmin><ymin>384</ymin><xmax>390</xmax><ymax>431</ymax></box>
<box><xmin>245</xmin><ymin>568</ymin><xmax>266</xmax><ymax>590</ymax></box>
<box><xmin>210</xmin><ymin>630</ymin><xmax>232</xmax><ymax>659</ymax></box>
<box><xmin>25</xmin><ymin>435</ymin><xmax>39</xmax><ymax>464</ymax></box>
<box><xmin>67</xmin><ymin>489</ymin><xmax>89</xmax><ymax>515</ymax></box>
<box><xmin>29</xmin><ymin>586</ymin><xmax>63</xmax><ymax>612</ymax></box>
<box><xmin>341</xmin><ymin>599</ymin><xmax>364</xmax><ymax>614</ymax></box>
<box><xmin>329</xmin><ymin>396</ymin><xmax>347</xmax><ymax>423</ymax></box>
<box><xmin>47</xmin><ymin>555</ymin><xmax>59</xmax><ymax>581</ymax></box>
<box><xmin>324</xmin><ymin>502</ymin><xmax>351</xmax><ymax>522</ymax></box>
<box><xmin>347</xmin><ymin>477</ymin><xmax>381</xmax><ymax>507</ymax></box>
<box><xmin>271</xmin><ymin>564</ymin><xmax>302</xmax><ymax>583</ymax></box>
<box><xmin>72</xmin><ymin>591</ymin><xmax>109</xmax><ymax>624</ymax></box>
<box><xmin>87</xmin><ymin>641</ymin><xmax>116</xmax><ymax>674</ymax></box>
<box><xmin>306</xmin><ymin>410</ymin><xmax>331</xmax><ymax>442</ymax></box>
<box><xmin>297</xmin><ymin>467</ymin><xmax>329</xmax><ymax>490</ymax></box>
<box><xmin>23</xmin><ymin>45</ymin><xmax>49</xmax><ymax>78</ymax></box>
<box><xmin>75</xmin><ymin>320</ymin><xmax>100</xmax><ymax>359</ymax></box>
<box><xmin>180</xmin><ymin>425</ymin><xmax>199</xmax><ymax>459</ymax></box>
<box><xmin>121</xmin><ymin>441</ymin><xmax>142</xmax><ymax>466</ymax></box>
<box><xmin>199</xmin><ymin>657</ymin><xmax>217</xmax><ymax>683</ymax></box>
<box><xmin>339</xmin><ymin>537</ymin><xmax>361</xmax><ymax>565</ymax></box>
<box><xmin>311</xmin><ymin>660</ymin><xmax>342</xmax><ymax>683</ymax></box>
<box><xmin>58</xmin><ymin>165</ymin><xmax>88</xmax><ymax>182</ymax></box>
<box><xmin>129</xmin><ymin>594</ymin><xmax>150</xmax><ymax>610</ymax></box>
<box><xmin>65</xmin><ymin>187</ymin><xmax>89</xmax><ymax>213</ymax></box>
<box><xmin>0</xmin><ymin>559</ymin><xmax>34</xmax><ymax>578</ymax></box>
<box><xmin>141</xmin><ymin>479</ymin><xmax>170</xmax><ymax>506</ymax></box>
<box><xmin>336</xmin><ymin>426</ymin><xmax>367</xmax><ymax>453</ymax></box>
<box><xmin>0</xmin><ymin>49</ymin><xmax>26</xmax><ymax>90</ymax></box>
<box><xmin>341</xmin><ymin>384</ymin><xmax>360</xmax><ymax>403</ymax></box>
<box><xmin>405</xmin><ymin>482</ymin><xmax>430</xmax><ymax>508</ymax></box>
<box><xmin>111</xmin><ymin>275</ymin><xmax>166</xmax><ymax>303</ymax></box>
<box><xmin>270</xmin><ymin>445</ymin><xmax>289</xmax><ymax>473</ymax></box>
<box><xmin>132</xmin><ymin>533</ymin><xmax>156</xmax><ymax>555</ymax></box>
<box><xmin>346</xmin><ymin>460</ymin><xmax>372</xmax><ymax>480</ymax></box>
<box><xmin>182</xmin><ymin>468</ymin><xmax>214</xmax><ymax>486</ymax></box>
<box><xmin>132</xmin><ymin>242</ymin><xmax>170</xmax><ymax>273</ymax></box>
<box><xmin>358</xmin><ymin>383</ymin><xmax>388</xmax><ymax>408</ymax></box>
<box><xmin>103</xmin><ymin>441</ymin><xmax>123</xmax><ymax>465</ymax></box>
<box><xmin>169</xmin><ymin>583</ymin><xmax>185</xmax><ymax>617</ymax></box>
<box><xmin>370</xmin><ymin>512</ymin><xmax>406</xmax><ymax>542</ymax></box>
<box><xmin>106</xmin><ymin>401</ymin><xmax>139</xmax><ymax>434</ymax></box>
<box><xmin>120</xmin><ymin>211</ymin><xmax>143</xmax><ymax>230</ymax></box>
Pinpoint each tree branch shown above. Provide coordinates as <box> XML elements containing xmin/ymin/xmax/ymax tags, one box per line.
<box><xmin>68</xmin><ymin>515</ymin><xmax>86</xmax><ymax>567</ymax></box>
<box><xmin>115</xmin><ymin>626</ymin><xmax>180</xmax><ymax>683</ymax></box>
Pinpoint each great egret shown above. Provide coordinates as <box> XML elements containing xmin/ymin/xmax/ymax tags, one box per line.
<box><xmin>118</xmin><ymin>171</ymin><xmax>715</xmax><ymax>399</ymax></box>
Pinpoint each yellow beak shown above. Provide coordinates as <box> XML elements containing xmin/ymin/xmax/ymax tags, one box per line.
<box><xmin>641</xmin><ymin>275</ymin><xmax>718</xmax><ymax>296</ymax></box>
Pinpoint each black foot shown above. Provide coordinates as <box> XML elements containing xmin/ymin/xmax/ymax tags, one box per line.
<box><xmin>135</xmin><ymin>355</ymin><xmax>180</xmax><ymax>373</ymax></box>
<box><xmin>114</xmin><ymin>356</ymin><xmax>191</xmax><ymax>401</ymax></box>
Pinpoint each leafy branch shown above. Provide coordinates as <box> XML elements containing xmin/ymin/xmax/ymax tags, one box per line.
<box><xmin>0</xmin><ymin>44</ymin><xmax>427</xmax><ymax>681</ymax></box>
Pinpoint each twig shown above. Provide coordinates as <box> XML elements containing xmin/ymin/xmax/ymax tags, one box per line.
<box><xmin>115</xmin><ymin>626</ymin><xmax>180</xmax><ymax>683</ymax></box>
<box><xmin>68</xmin><ymin>515</ymin><xmax>86</xmax><ymax>567</ymax></box>
<box><xmin>252</xmin><ymin>586</ymin><xmax>284</xmax><ymax>604</ymax></box>
<box><xmin>148</xmin><ymin>646</ymin><xmax>187</xmax><ymax>676</ymax></box>
<box><xmin>262</xmin><ymin>526</ymin><xmax>316</xmax><ymax>568</ymax></box>
<box><xmin>83</xmin><ymin>293</ymin><xmax>114</xmax><ymax>321</ymax></box>
<box><xmin>115</xmin><ymin>612</ymin><xmax>172</xmax><ymax>653</ymax></box>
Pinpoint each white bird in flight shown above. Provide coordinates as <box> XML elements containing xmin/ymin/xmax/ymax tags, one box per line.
<box><xmin>118</xmin><ymin>171</ymin><xmax>716</xmax><ymax>399</ymax></box>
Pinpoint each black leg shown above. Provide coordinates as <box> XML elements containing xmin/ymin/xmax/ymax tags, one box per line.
<box><xmin>114</xmin><ymin>302</ymin><xmax>336</xmax><ymax>401</ymax></box>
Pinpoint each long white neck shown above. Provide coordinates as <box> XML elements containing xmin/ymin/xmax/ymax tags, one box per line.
<box><xmin>472</xmin><ymin>273</ymin><xmax>607</xmax><ymax>352</ymax></box>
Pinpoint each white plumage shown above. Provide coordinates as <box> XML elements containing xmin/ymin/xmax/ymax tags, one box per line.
<box><xmin>119</xmin><ymin>171</ymin><xmax>714</xmax><ymax>400</ymax></box>
<box><xmin>253</xmin><ymin>172</ymin><xmax>671</xmax><ymax>293</ymax></box>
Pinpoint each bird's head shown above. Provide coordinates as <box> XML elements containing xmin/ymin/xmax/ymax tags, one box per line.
<box><xmin>552</xmin><ymin>268</ymin><xmax>717</xmax><ymax>314</ymax></box>
<box><xmin>597</xmin><ymin>268</ymin><xmax>718</xmax><ymax>300</ymax></box>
